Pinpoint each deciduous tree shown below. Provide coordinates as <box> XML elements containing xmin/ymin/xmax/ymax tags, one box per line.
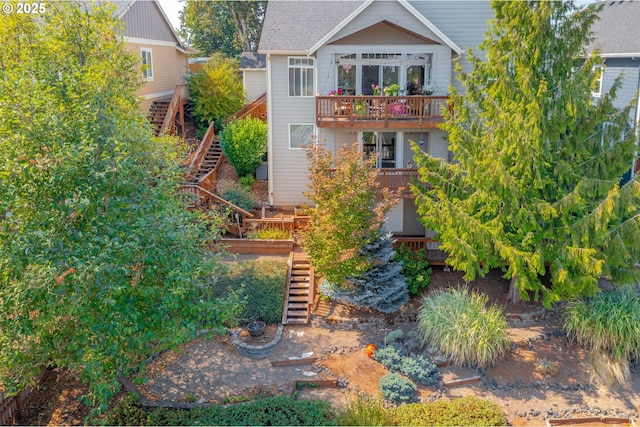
<box><xmin>179</xmin><ymin>0</ymin><xmax>266</xmax><ymax>56</ymax></box>
<box><xmin>412</xmin><ymin>1</ymin><xmax>640</xmax><ymax>307</ymax></box>
<box><xmin>0</xmin><ymin>2</ymin><xmax>238</xmax><ymax>412</ymax></box>
<box><xmin>303</xmin><ymin>143</ymin><xmax>408</xmax><ymax>312</ymax></box>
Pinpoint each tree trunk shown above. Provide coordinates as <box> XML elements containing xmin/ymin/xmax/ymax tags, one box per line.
<box><xmin>506</xmin><ymin>275</ymin><xmax>521</xmax><ymax>303</ymax></box>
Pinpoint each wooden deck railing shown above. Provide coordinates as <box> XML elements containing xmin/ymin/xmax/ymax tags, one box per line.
<box><xmin>316</xmin><ymin>95</ymin><xmax>450</xmax><ymax>128</ymax></box>
<box><xmin>227</xmin><ymin>93</ymin><xmax>267</xmax><ymax>123</ymax></box>
<box><xmin>160</xmin><ymin>84</ymin><xmax>188</xmax><ymax>135</ymax></box>
<box><xmin>393</xmin><ymin>237</ymin><xmax>449</xmax><ymax>266</ymax></box>
<box><xmin>376</xmin><ymin>168</ymin><xmax>418</xmax><ymax>192</ymax></box>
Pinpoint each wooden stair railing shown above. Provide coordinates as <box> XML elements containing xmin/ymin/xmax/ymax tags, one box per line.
<box><xmin>188</xmin><ymin>120</ymin><xmax>216</xmax><ymax>178</ymax></box>
<box><xmin>282</xmin><ymin>249</ymin><xmax>314</xmax><ymax>324</ymax></box>
<box><xmin>158</xmin><ymin>84</ymin><xmax>188</xmax><ymax>136</ymax></box>
<box><xmin>178</xmin><ymin>184</ymin><xmax>254</xmax><ymax>237</ymax></box>
<box><xmin>227</xmin><ymin>93</ymin><xmax>267</xmax><ymax>123</ymax></box>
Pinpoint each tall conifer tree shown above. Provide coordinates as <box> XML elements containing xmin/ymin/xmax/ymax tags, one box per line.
<box><xmin>412</xmin><ymin>1</ymin><xmax>640</xmax><ymax>307</ymax></box>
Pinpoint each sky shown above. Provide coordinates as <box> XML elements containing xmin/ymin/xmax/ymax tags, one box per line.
<box><xmin>157</xmin><ymin>0</ymin><xmax>184</xmax><ymax>31</ymax></box>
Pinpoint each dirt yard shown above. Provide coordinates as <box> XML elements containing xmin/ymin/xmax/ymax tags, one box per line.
<box><xmin>16</xmin><ymin>267</ymin><xmax>640</xmax><ymax>426</ymax></box>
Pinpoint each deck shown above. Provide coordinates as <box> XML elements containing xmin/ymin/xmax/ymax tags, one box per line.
<box><xmin>316</xmin><ymin>95</ymin><xmax>450</xmax><ymax>129</ymax></box>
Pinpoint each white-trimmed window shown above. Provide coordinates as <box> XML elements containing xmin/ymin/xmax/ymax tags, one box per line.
<box><xmin>141</xmin><ymin>48</ymin><xmax>153</xmax><ymax>80</ymax></box>
<box><xmin>288</xmin><ymin>57</ymin><xmax>314</xmax><ymax>97</ymax></box>
<box><xmin>289</xmin><ymin>124</ymin><xmax>315</xmax><ymax>149</ymax></box>
<box><xmin>592</xmin><ymin>65</ymin><xmax>603</xmax><ymax>98</ymax></box>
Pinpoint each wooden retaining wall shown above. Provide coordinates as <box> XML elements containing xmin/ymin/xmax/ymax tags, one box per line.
<box><xmin>218</xmin><ymin>239</ymin><xmax>295</xmax><ymax>255</ymax></box>
<box><xmin>0</xmin><ymin>367</ymin><xmax>48</xmax><ymax>425</ymax></box>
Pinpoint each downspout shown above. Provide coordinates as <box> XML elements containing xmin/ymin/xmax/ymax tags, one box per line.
<box><xmin>634</xmin><ymin>62</ymin><xmax>640</xmax><ymax>177</ymax></box>
<box><xmin>266</xmin><ymin>52</ymin><xmax>275</xmax><ymax>206</ymax></box>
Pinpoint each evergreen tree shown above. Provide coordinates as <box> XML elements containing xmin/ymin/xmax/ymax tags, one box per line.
<box><xmin>412</xmin><ymin>1</ymin><xmax>640</xmax><ymax>307</ymax></box>
<box><xmin>320</xmin><ymin>232</ymin><xmax>409</xmax><ymax>313</ymax></box>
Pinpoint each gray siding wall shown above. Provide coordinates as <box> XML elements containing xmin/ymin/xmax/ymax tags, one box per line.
<box><xmin>269</xmin><ymin>55</ymin><xmax>316</xmax><ymax>206</ymax></box>
<box><xmin>410</xmin><ymin>1</ymin><xmax>494</xmax><ymax>92</ymax></box>
<box><xmin>601</xmin><ymin>62</ymin><xmax>640</xmax><ymax>120</ymax></box>
<box><xmin>243</xmin><ymin>70</ymin><xmax>267</xmax><ymax>103</ymax></box>
<box><xmin>123</xmin><ymin>0</ymin><xmax>177</xmax><ymax>43</ymax></box>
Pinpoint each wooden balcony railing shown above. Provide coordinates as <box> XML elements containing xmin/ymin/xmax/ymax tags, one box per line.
<box><xmin>376</xmin><ymin>168</ymin><xmax>418</xmax><ymax>192</ymax></box>
<box><xmin>316</xmin><ymin>95</ymin><xmax>450</xmax><ymax>129</ymax></box>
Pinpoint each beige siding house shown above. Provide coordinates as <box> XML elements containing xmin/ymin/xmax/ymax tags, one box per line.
<box><xmin>258</xmin><ymin>0</ymin><xmax>493</xmax><ymax>237</ymax></box>
<box><xmin>113</xmin><ymin>0</ymin><xmax>189</xmax><ymax>111</ymax></box>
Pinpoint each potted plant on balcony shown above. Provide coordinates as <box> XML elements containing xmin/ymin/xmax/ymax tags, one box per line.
<box><xmin>384</xmin><ymin>84</ymin><xmax>400</xmax><ymax>96</ymax></box>
<box><xmin>418</xmin><ymin>83</ymin><xmax>438</xmax><ymax>95</ymax></box>
<box><xmin>354</xmin><ymin>96</ymin><xmax>367</xmax><ymax>117</ymax></box>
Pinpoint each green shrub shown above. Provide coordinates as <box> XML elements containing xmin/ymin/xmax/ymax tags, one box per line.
<box><xmin>187</xmin><ymin>53</ymin><xmax>245</xmax><ymax>131</ymax></box>
<box><xmin>417</xmin><ymin>287</ymin><xmax>510</xmax><ymax>368</ymax></box>
<box><xmin>213</xmin><ymin>260</ymin><xmax>286</xmax><ymax>324</ymax></box>
<box><xmin>379</xmin><ymin>373</ymin><xmax>416</xmax><ymax>403</ymax></box>
<box><xmin>391</xmin><ymin>396</ymin><xmax>507</xmax><ymax>426</ymax></box>
<box><xmin>394</xmin><ymin>244</ymin><xmax>432</xmax><ymax>296</ymax></box>
<box><xmin>336</xmin><ymin>393</ymin><xmax>391</xmax><ymax>426</ymax></box>
<box><xmin>220</xmin><ymin>117</ymin><xmax>268</xmax><ymax>177</ymax></box>
<box><xmin>374</xmin><ymin>345</ymin><xmax>439</xmax><ymax>386</ymax></box>
<box><xmin>564</xmin><ymin>287</ymin><xmax>640</xmax><ymax>386</ymax></box>
<box><xmin>100</xmin><ymin>394</ymin><xmax>150</xmax><ymax>426</ymax></box>
<box><xmin>103</xmin><ymin>393</ymin><xmax>335</xmax><ymax>426</ymax></box>
<box><xmin>248</xmin><ymin>228</ymin><xmax>292</xmax><ymax>240</ymax></box>
<box><xmin>238</xmin><ymin>175</ymin><xmax>255</xmax><ymax>191</ymax></box>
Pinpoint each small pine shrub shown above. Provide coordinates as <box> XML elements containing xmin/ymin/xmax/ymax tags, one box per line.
<box><xmin>374</xmin><ymin>345</ymin><xmax>440</xmax><ymax>386</ymax></box>
<box><xmin>385</xmin><ymin>329</ymin><xmax>405</xmax><ymax>344</ymax></box>
<box><xmin>221</xmin><ymin>187</ymin><xmax>257</xmax><ymax>212</ymax></box>
<box><xmin>391</xmin><ymin>396</ymin><xmax>507</xmax><ymax>426</ymax></box>
<box><xmin>320</xmin><ymin>232</ymin><xmax>409</xmax><ymax>313</ymax></box>
<box><xmin>417</xmin><ymin>287</ymin><xmax>510</xmax><ymax>368</ymax></box>
<box><xmin>399</xmin><ymin>355</ymin><xmax>440</xmax><ymax>386</ymax></box>
<box><xmin>394</xmin><ymin>244</ymin><xmax>432</xmax><ymax>296</ymax></box>
<box><xmin>564</xmin><ymin>287</ymin><xmax>640</xmax><ymax>386</ymax></box>
<box><xmin>373</xmin><ymin>345</ymin><xmax>403</xmax><ymax>369</ymax></box>
<box><xmin>379</xmin><ymin>373</ymin><xmax>416</xmax><ymax>403</ymax></box>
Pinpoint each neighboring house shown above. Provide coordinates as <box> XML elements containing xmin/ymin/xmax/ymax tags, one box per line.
<box><xmin>240</xmin><ymin>52</ymin><xmax>267</xmax><ymax>103</ymax></box>
<box><xmin>589</xmin><ymin>0</ymin><xmax>640</xmax><ymax>176</ymax></box>
<box><xmin>111</xmin><ymin>0</ymin><xmax>190</xmax><ymax>111</ymax></box>
<box><xmin>258</xmin><ymin>0</ymin><xmax>493</xmax><ymax>237</ymax></box>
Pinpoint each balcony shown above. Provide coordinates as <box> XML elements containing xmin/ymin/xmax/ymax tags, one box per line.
<box><xmin>316</xmin><ymin>95</ymin><xmax>450</xmax><ymax>129</ymax></box>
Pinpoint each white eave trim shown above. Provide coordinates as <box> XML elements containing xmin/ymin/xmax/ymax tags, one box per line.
<box><xmin>119</xmin><ymin>0</ymin><xmax>189</xmax><ymax>53</ymax></box>
<box><xmin>257</xmin><ymin>50</ymin><xmax>308</xmax><ymax>56</ymax></box>
<box><xmin>307</xmin><ymin>0</ymin><xmax>462</xmax><ymax>56</ymax></box>
<box><xmin>600</xmin><ymin>53</ymin><xmax>640</xmax><ymax>58</ymax></box>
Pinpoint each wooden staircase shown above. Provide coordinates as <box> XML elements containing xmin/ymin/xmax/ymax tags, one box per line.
<box><xmin>227</xmin><ymin>93</ymin><xmax>267</xmax><ymax>124</ymax></box>
<box><xmin>282</xmin><ymin>249</ymin><xmax>315</xmax><ymax>324</ymax></box>
<box><xmin>191</xmin><ymin>139</ymin><xmax>222</xmax><ymax>182</ymax></box>
<box><xmin>149</xmin><ymin>99</ymin><xmax>171</xmax><ymax>135</ymax></box>
<box><xmin>149</xmin><ymin>84</ymin><xmax>188</xmax><ymax>136</ymax></box>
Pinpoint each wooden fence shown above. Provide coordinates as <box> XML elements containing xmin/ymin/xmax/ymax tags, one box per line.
<box><xmin>0</xmin><ymin>367</ymin><xmax>48</xmax><ymax>425</ymax></box>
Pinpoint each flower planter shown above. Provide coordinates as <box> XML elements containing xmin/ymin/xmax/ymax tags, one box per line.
<box><xmin>247</xmin><ymin>320</ymin><xmax>266</xmax><ymax>337</ymax></box>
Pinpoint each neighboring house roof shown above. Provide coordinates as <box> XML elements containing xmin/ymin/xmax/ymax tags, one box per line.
<box><xmin>240</xmin><ymin>52</ymin><xmax>267</xmax><ymax>70</ymax></box>
<box><xmin>105</xmin><ymin>0</ymin><xmax>188</xmax><ymax>52</ymax></box>
<box><xmin>258</xmin><ymin>0</ymin><xmax>461</xmax><ymax>55</ymax></box>
<box><xmin>590</xmin><ymin>0</ymin><xmax>640</xmax><ymax>57</ymax></box>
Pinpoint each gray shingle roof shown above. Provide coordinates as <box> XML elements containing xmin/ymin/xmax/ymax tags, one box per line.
<box><xmin>258</xmin><ymin>0</ymin><xmax>365</xmax><ymax>52</ymax></box>
<box><xmin>590</xmin><ymin>0</ymin><xmax>640</xmax><ymax>56</ymax></box>
<box><xmin>240</xmin><ymin>52</ymin><xmax>267</xmax><ymax>69</ymax></box>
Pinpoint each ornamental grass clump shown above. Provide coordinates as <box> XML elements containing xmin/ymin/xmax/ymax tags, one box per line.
<box><xmin>564</xmin><ymin>287</ymin><xmax>640</xmax><ymax>386</ymax></box>
<box><xmin>417</xmin><ymin>287</ymin><xmax>510</xmax><ymax>368</ymax></box>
